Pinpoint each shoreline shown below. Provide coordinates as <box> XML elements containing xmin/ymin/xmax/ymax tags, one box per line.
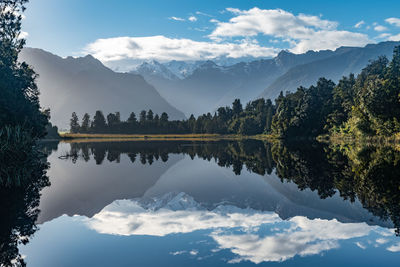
<box><xmin>58</xmin><ymin>133</ymin><xmax>273</xmax><ymax>142</ymax></box>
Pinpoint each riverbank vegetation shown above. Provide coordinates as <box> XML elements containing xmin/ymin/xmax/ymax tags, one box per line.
<box><xmin>0</xmin><ymin>0</ymin><xmax>57</xmax><ymax>188</ymax></box>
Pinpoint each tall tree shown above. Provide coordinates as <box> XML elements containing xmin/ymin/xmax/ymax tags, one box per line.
<box><xmin>80</xmin><ymin>113</ymin><xmax>91</xmax><ymax>133</ymax></box>
<box><xmin>147</xmin><ymin>109</ymin><xmax>154</xmax><ymax>121</ymax></box>
<box><xmin>139</xmin><ymin>110</ymin><xmax>146</xmax><ymax>123</ymax></box>
<box><xmin>92</xmin><ymin>110</ymin><xmax>106</xmax><ymax>131</ymax></box>
<box><xmin>232</xmin><ymin>99</ymin><xmax>243</xmax><ymax>117</ymax></box>
<box><xmin>0</xmin><ymin>0</ymin><xmax>48</xmax><ymax>138</ymax></box>
<box><xmin>127</xmin><ymin>112</ymin><xmax>137</xmax><ymax>123</ymax></box>
<box><xmin>70</xmin><ymin>112</ymin><xmax>80</xmax><ymax>133</ymax></box>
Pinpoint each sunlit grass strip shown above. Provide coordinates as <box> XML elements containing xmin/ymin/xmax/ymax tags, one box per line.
<box><xmin>60</xmin><ymin>133</ymin><xmax>222</xmax><ymax>139</ymax></box>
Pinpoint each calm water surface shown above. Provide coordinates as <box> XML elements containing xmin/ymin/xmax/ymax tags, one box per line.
<box><xmin>9</xmin><ymin>140</ymin><xmax>400</xmax><ymax>266</ymax></box>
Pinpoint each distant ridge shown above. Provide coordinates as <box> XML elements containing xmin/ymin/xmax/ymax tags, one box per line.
<box><xmin>260</xmin><ymin>41</ymin><xmax>400</xmax><ymax>100</ymax></box>
<box><xmin>19</xmin><ymin>48</ymin><xmax>186</xmax><ymax>128</ymax></box>
<box><xmin>133</xmin><ymin>41</ymin><xmax>400</xmax><ymax>116</ymax></box>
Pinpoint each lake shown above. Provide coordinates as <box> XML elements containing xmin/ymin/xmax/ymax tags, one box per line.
<box><xmin>3</xmin><ymin>140</ymin><xmax>400</xmax><ymax>266</ymax></box>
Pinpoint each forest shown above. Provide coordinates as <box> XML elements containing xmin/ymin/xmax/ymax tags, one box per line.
<box><xmin>69</xmin><ymin>46</ymin><xmax>400</xmax><ymax>139</ymax></box>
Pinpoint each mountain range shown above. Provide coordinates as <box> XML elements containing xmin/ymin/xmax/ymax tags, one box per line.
<box><xmin>19</xmin><ymin>41</ymin><xmax>400</xmax><ymax>127</ymax></box>
<box><xmin>19</xmin><ymin>48</ymin><xmax>186</xmax><ymax>129</ymax></box>
<box><xmin>133</xmin><ymin>41</ymin><xmax>400</xmax><ymax>117</ymax></box>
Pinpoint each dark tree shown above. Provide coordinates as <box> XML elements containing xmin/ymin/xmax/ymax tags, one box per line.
<box><xmin>70</xmin><ymin>112</ymin><xmax>80</xmax><ymax>133</ymax></box>
<box><xmin>81</xmin><ymin>113</ymin><xmax>91</xmax><ymax>133</ymax></box>
<box><xmin>147</xmin><ymin>109</ymin><xmax>154</xmax><ymax>121</ymax></box>
<box><xmin>139</xmin><ymin>110</ymin><xmax>146</xmax><ymax>123</ymax></box>
<box><xmin>92</xmin><ymin>110</ymin><xmax>106</xmax><ymax>132</ymax></box>
<box><xmin>0</xmin><ymin>0</ymin><xmax>48</xmax><ymax>138</ymax></box>
<box><xmin>127</xmin><ymin>112</ymin><xmax>137</xmax><ymax>123</ymax></box>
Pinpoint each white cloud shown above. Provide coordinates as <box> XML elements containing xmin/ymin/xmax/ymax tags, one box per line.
<box><xmin>195</xmin><ymin>11</ymin><xmax>212</xmax><ymax>17</ymax></box>
<box><xmin>376</xmin><ymin>238</ymin><xmax>389</xmax><ymax>244</ymax></box>
<box><xmin>354</xmin><ymin>20</ymin><xmax>365</xmax><ymax>28</ymax></box>
<box><xmin>388</xmin><ymin>33</ymin><xmax>400</xmax><ymax>41</ymax></box>
<box><xmin>188</xmin><ymin>16</ymin><xmax>197</xmax><ymax>22</ymax></box>
<box><xmin>87</xmin><ymin>198</ymin><xmax>280</xmax><ymax>236</ymax></box>
<box><xmin>170</xmin><ymin>250</ymin><xmax>186</xmax><ymax>255</ymax></box>
<box><xmin>169</xmin><ymin>16</ymin><xmax>185</xmax><ymax>22</ymax></box>
<box><xmin>386</xmin><ymin>17</ymin><xmax>400</xmax><ymax>27</ymax></box>
<box><xmin>387</xmin><ymin>242</ymin><xmax>400</xmax><ymax>252</ymax></box>
<box><xmin>84</xmin><ymin>35</ymin><xmax>278</xmax><ymax>70</ymax></box>
<box><xmin>211</xmin><ymin>217</ymin><xmax>373</xmax><ymax>263</ymax></box>
<box><xmin>189</xmin><ymin>250</ymin><xmax>198</xmax><ymax>256</ymax></box>
<box><xmin>355</xmin><ymin>242</ymin><xmax>366</xmax><ymax>249</ymax></box>
<box><xmin>377</xmin><ymin>33</ymin><xmax>391</xmax><ymax>39</ymax></box>
<box><xmin>374</xmin><ymin>25</ymin><xmax>388</xmax><ymax>32</ymax></box>
<box><xmin>84</xmin><ymin>193</ymin><xmax>398</xmax><ymax>264</ymax></box>
<box><xmin>209</xmin><ymin>7</ymin><xmax>370</xmax><ymax>53</ymax></box>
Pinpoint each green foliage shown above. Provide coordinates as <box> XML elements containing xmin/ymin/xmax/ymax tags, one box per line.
<box><xmin>0</xmin><ymin>126</ymin><xmax>48</xmax><ymax>187</ymax></box>
<box><xmin>272</xmin><ymin>46</ymin><xmax>400</xmax><ymax>139</ymax></box>
<box><xmin>80</xmin><ymin>113</ymin><xmax>91</xmax><ymax>133</ymax></box>
<box><xmin>69</xmin><ymin>112</ymin><xmax>80</xmax><ymax>133</ymax></box>
<box><xmin>0</xmin><ymin>0</ymin><xmax>48</xmax><ymax>139</ymax></box>
<box><xmin>70</xmin><ymin>98</ymin><xmax>276</xmax><ymax>135</ymax></box>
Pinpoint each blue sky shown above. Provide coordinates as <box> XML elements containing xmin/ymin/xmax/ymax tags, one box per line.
<box><xmin>22</xmin><ymin>0</ymin><xmax>400</xmax><ymax>70</ymax></box>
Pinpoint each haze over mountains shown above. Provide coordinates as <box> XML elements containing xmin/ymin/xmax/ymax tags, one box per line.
<box><xmin>19</xmin><ymin>41</ymin><xmax>400</xmax><ymax>127</ymax></box>
<box><xmin>134</xmin><ymin>41</ymin><xmax>400</xmax><ymax>117</ymax></box>
<box><xmin>19</xmin><ymin>48</ymin><xmax>186</xmax><ymax>128</ymax></box>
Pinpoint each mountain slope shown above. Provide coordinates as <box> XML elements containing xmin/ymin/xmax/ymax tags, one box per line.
<box><xmin>135</xmin><ymin>50</ymin><xmax>337</xmax><ymax>116</ymax></box>
<box><xmin>19</xmin><ymin>48</ymin><xmax>185</xmax><ymax>128</ymax></box>
<box><xmin>134</xmin><ymin>41</ymin><xmax>400</xmax><ymax>116</ymax></box>
<box><xmin>260</xmin><ymin>41</ymin><xmax>400</xmax><ymax>100</ymax></box>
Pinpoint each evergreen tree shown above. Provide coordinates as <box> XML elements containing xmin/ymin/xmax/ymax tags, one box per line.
<box><xmin>139</xmin><ymin>110</ymin><xmax>146</xmax><ymax>123</ymax></box>
<box><xmin>92</xmin><ymin>110</ymin><xmax>106</xmax><ymax>132</ymax></box>
<box><xmin>127</xmin><ymin>112</ymin><xmax>137</xmax><ymax>123</ymax></box>
<box><xmin>160</xmin><ymin>112</ymin><xmax>169</xmax><ymax>123</ymax></box>
<box><xmin>147</xmin><ymin>109</ymin><xmax>154</xmax><ymax>121</ymax></box>
<box><xmin>81</xmin><ymin>113</ymin><xmax>91</xmax><ymax>133</ymax></box>
<box><xmin>232</xmin><ymin>99</ymin><xmax>243</xmax><ymax>116</ymax></box>
<box><xmin>70</xmin><ymin>112</ymin><xmax>80</xmax><ymax>133</ymax></box>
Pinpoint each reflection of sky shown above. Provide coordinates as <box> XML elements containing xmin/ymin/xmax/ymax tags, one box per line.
<box><xmin>20</xmin><ymin>143</ymin><xmax>400</xmax><ymax>266</ymax></box>
<box><xmin>20</xmin><ymin>192</ymin><xmax>400</xmax><ymax>267</ymax></box>
<box><xmin>85</xmin><ymin>192</ymin><xmax>399</xmax><ymax>264</ymax></box>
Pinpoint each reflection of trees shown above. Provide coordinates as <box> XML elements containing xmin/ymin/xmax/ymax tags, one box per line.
<box><xmin>0</xmin><ymin>144</ymin><xmax>52</xmax><ymax>266</ymax></box>
<box><xmin>272</xmin><ymin>141</ymin><xmax>400</xmax><ymax>235</ymax></box>
<box><xmin>345</xmin><ymin>145</ymin><xmax>400</xmax><ymax>235</ymax></box>
<box><xmin>64</xmin><ymin>140</ymin><xmax>400</xmax><ymax>235</ymax></box>
<box><xmin>66</xmin><ymin>140</ymin><xmax>276</xmax><ymax>176</ymax></box>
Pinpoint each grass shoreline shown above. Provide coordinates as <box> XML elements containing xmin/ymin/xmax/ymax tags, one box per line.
<box><xmin>59</xmin><ymin>133</ymin><xmax>256</xmax><ymax>141</ymax></box>
<box><xmin>59</xmin><ymin>132</ymin><xmax>400</xmax><ymax>145</ymax></box>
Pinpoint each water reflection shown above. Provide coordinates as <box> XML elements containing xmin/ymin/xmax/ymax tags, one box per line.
<box><xmin>2</xmin><ymin>140</ymin><xmax>400</xmax><ymax>266</ymax></box>
<box><xmin>85</xmin><ymin>192</ymin><xmax>395</xmax><ymax>264</ymax></box>
<box><xmin>60</xmin><ymin>140</ymin><xmax>400</xmax><ymax>234</ymax></box>
<box><xmin>0</xmin><ymin>142</ymin><xmax>53</xmax><ymax>267</ymax></box>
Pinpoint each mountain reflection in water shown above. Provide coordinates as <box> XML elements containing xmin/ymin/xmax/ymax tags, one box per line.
<box><xmin>2</xmin><ymin>140</ymin><xmax>400</xmax><ymax>266</ymax></box>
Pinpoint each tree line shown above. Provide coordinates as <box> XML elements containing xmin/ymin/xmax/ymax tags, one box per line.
<box><xmin>271</xmin><ymin>46</ymin><xmax>400</xmax><ymax>138</ymax></box>
<box><xmin>69</xmin><ymin>98</ymin><xmax>275</xmax><ymax>135</ymax></box>
<box><xmin>70</xmin><ymin>46</ymin><xmax>400</xmax><ymax>138</ymax></box>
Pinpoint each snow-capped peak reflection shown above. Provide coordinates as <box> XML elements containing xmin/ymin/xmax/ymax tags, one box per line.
<box><xmin>85</xmin><ymin>192</ymin><xmax>396</xmax><ymax>264</ymax></box>
<box><xmin>87</xmin><ymin>192</ymin><xmax>280</xmax><ymax>236</ymax></box>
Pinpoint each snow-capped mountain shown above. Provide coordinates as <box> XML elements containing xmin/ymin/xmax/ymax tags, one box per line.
<box><xmin>133</xmin><ymin>41</ymin><xmax>400</xmax><ymax>117</ymax></box>
<box><xmin>133</xmin><ymin>60</ymin><xmax>180</xmax><ymax>80</ymax></box>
